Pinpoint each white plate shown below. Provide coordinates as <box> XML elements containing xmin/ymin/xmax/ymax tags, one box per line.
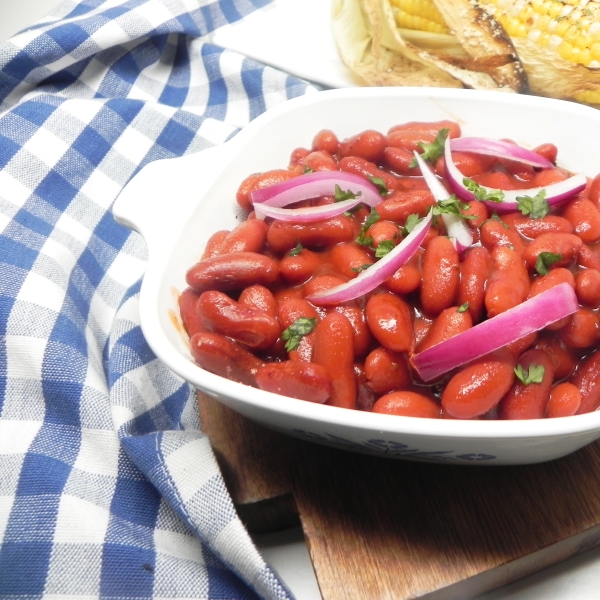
<box><xmin>207</xmin><ymin>0</ymin><xmax>362</xmax><ymax>88</ymax></box>
<box><xmin>113</xmin><ymin>87</ymin><xmax>600</xmax><ymax>466</ymax></box>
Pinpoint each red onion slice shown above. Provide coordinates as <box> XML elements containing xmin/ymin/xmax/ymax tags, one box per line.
<box><xmin>444</xmin><ymin>142</ymin><xmax>586</xmax><ymax>213</ymax></box>
<box><xmin>254</xmin><ymin>197</ymin><xmax>363</xmax><ymax>222</ymax></box>
<box><xmin>306</xmin><ymin>212</ymin><xmax>433</xmax><ymax>305</ymax></box>
<box><xmin>450</xmin><ymin>137</ymin><xmax>553</xmax><ymax>168</ymax></box>
<box><xmin>250</xmin><ymin>170</ymin><xmax>383</xmax><ymax>208</ymax></box>
<box><xmin>411</xmin><ymin>282</ymin><xmax>579</xmax><ymax>382</ymax></box>
<box><xmin>412</xmin><ymin>151</ymin><xmax>473</xmax><ymax>252</ymax></box>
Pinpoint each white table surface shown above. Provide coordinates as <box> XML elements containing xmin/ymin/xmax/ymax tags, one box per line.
<box><xmin>3</xmin><ymin>1</ymin><xmax>600</xmax><ymax>598</ymax></box>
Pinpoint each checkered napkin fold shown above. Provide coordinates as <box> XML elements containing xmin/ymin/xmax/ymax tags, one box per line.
<box><xmin>0</xmin><ymin>0</ymin><xmax>318</xmax><ymax>597</ymax></box>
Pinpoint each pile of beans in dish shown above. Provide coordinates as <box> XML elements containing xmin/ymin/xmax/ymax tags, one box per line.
<box><xmin>178</xmin><ymin>120</ymin><xmax>600</xmax><ymax>420</ymax></box>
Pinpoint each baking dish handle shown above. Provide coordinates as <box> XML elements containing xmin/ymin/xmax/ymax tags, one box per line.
<box><xmin>112</xmin><ymin>143</ymin><xmax>231</xmax><ymax>252</ymax></box>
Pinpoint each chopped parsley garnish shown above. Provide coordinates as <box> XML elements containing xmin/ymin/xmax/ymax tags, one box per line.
<box><xmin>368</xmin><ymin>176</ymin><xmax>388</xmax><ymax>195</ymax></box>
<box><xmin>351</xmin><ymin>264</ymin><xmax>372</xmax><ymax>273</ymax></box>
<box><xmin>375</xmin><ymin>239</ymin><xmax>395</xmax><ymax>258</ymax></box>
<box><xmin>517</xmin><ymin>190</ymin><xmax>549</xmax><ymax>219</ymax></box>
<box><xmin>514</xmin><ymin>363</ymin><xmax>545</xmax><ymax>385</ymax></box>
<box><xmin>355</xmin><ymin>208</ymin><xmax>380</xmax><ymax>246</ymax></box>
<box><xmin>409</xmin><ymin>128</ymin><xmax>449</xmax><ymax>167</ymax></box>
<box><xmin>334</xmin><ymin>184</ymin><xmax>361</xmax><ymax>202</ymax></box>
<box><xmin>288</xmin><ymin>241</ymin><xmax>303</xmax><ymax>256</ymax></box>
<box><xmin>281</xmin><ymin>317</ymin><xmax>318</xmax><ymax>352</ymax></box>
<box><xmin>463</xmin><ymin>178</ymin><xmax>505</xmax><ymax>203</ymax></box>
<box><xmin>535</xmin><ymin>251</ymin><xmax>562</xmax><ymax>275</ymax></box>
<box><xmin>402</xmin><ymin>213</ymin><xmax>422</xmax><ymax>236</ymax></box>
<box><xmin>355</xmin><ymin>230</ymin><xmax>374</xmax><ymax>246</ymax></box>
<box><xmin>457</xmin><ymin>302</ymin><xmax>469</xmax><ymax>313</ymax></box>
<box><xmin>431</xmin><ymin>196</ymin><xmax>475</xmax><ymax>220</ymax></box>
<box><xmin>490</xmin><ymin>212</ymin><xmax>510</xmax><ymax>228</ymax></box>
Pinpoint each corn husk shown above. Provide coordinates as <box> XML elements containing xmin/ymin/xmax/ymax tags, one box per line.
<box><xmin>510</xmin><ymin>36</ymin><xmax>600</xmax><ymax>106</ymax></box>
<box><xmin>332</xmin><ymin>0</ymin><xmax>528</xmax><ymax>93</ymax></box>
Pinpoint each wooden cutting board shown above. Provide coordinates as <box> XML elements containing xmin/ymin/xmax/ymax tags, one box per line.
<box><xmin>198</xmin><ymin>393</ymin><xmax>600</xmax><ymax>599</ymax></box>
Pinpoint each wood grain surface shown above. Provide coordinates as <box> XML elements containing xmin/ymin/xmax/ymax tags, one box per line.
<box><xmin>198</xmin><ymin>392</ymin><xmax>600</xmax><ymax>600</ymax></box>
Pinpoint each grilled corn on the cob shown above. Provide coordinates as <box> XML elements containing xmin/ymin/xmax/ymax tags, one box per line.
<box><xmin>332</xmin><ymin>0</ymin><xmax>600</xmax><ymax>107</ymax></box>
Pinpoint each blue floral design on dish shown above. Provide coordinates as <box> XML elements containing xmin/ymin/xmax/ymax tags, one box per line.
<box><xmin>291</xmin><ymin>429</ymin><xmax>497</xmax><ymax>462</ymax></box>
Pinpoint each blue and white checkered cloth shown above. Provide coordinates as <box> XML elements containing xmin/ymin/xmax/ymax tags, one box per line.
<box><xmin>0</xmin><ymin>1</ymin><xmax>319</xmax><ymax>597</ymax></box>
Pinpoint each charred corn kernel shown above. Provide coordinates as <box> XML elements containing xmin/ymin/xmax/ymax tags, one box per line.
<box><xmin>574</xmin><ymin>89</ymin><xmax>600</xmax><ymax>103</ymax></box>
<box><xmin>390</xmin><ymin>0</ymin><xmax>450</xmax><ymax>33</ymax></box>
<box><xmin>479</xmin><ymin>0</ymin><xmax>600</xmax><ymax>68</ymax></box>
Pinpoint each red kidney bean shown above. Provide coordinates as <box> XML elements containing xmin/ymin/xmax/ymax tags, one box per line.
<box><xmin>372</xmin><ymin>391</ymin><xmax>442</xmax><ymax>419</ymax></box>
<box><xmin>501</xmin><ymin>213</ymin><xmax>574</xmax><ymax>238</ymax></box>
<box><xmin>332</xmin><ymin>304</ymin><xmax>373</xmax><ymax>358</ymax></box>
<box><xmin>178</xmin><ymin>287</ymin><xmax>205</xmax><ymax>338</ymax></box>
<box><xmin>266</xmin><ymin>215</ymin><xmax>355</xmax><ymax>253</ymax></box>
<box><xmin>236</xmin><ymin>169</ymin><xmax>299</xmax><ymax>212</ymax></box>
<box><xmin>382</xmin><ymin>146</ymin><xmax>421</xmax><ymax>176</ymax></box>
<box><xmin>531</xmin><ymin>142</ymin><xmax>557</xmax><ymax>163</ymax></box>
<box><xmin>338</xmin><ymin>129</ymin><xmax>386</xmax><ymax>163</ymax></box>
<box><xmin>384</xmin><ymin>250</ymin><xmax>422</xmax><ymax>296</ymax></box>
<box><xmin>505</xmin><ymin>331</ymin><xmax>539</xmax><ymax>359</ymax></box>
<box><xmin>277</xmin><ymin>297</ymin><xmax>320</xmax><ymax>362</ymax></box>
<box><xmin>289</xmin><ymin>147</ymin><xmax>310</xmax><ymax>166</ymax></box>
<box><xmin>365</xmin><ymin>292</ymin><xmax>414</xmax><ymax>353</ymax></box>
<box><xmin>279</xmin><ymin>248</ymin><xmax>323</xmax><ymax>284</ymax></box>
<box><xmin>522</xmin><ymin>232</ymin><xmax>583</xmax><ymax>271</ymax></box>
<box><xmin>529</xmin><ymin>166</ymin><xmax>569</xmax><ymax>188</ymax></box>
<box><xmin>354</xmin><ymin>363</ymin><xmax>376</xmax><ymax>412</ymax></box>
<box><xmin>458</xmin><ymin>246</ymin><xmax>491</xmax><ymax>323</ymax></box>
<box><xmin>186</xmin><ymin>252</ymin><xmax>279</xmax><ymax>292</ymax></box>
<box><xmin>480</xmin><ymin>219</ymin><xmax>526</xmax><ymax>255</ymax></box>
<box><xmin>364</xmin><ymin>347</ymin><xmax>411</xmax><ymax>396</ymax></box>
<box><xmin>441</xmin><ymin>349</ymin><xmax>516</xmax><ymax>419</ymax></box>
<box><xmin>313</xmin><ymin>311</ymin><xmax>357</xmax><ymax>409</ymax></box>
<box><xmin>338</xmin><ymin>156</ymin><xmax>398</xmax><ymax>193</ymax></box>
<box><xmin>238</xmin><ymin>284</ymin><xmax>278</xmax><ymax>317</ymax></box>
<box><xmin>460</xmin><ymin>200</ymin><xmax>489</xmax><ymax>231</ymax></box>
<box><xmin>217</xmin><ymin>218</ymin><xmax>268</xmax><ymax>255</ymax></box>
<box><xmin>575</xmin><ymin>268</ymin><xmax>600</xmax><ymax>307</ymax></box>
<box><xmin>472</xmin><ymin>170</ymin><xmax>519</xmax><ymax>191</ymax></box>
<box><xmin>366</xmin><ymin>220</ymin><xmax>401</xmax><ymax>249</ymax></box>
<box><xmin>301</xmin><ymin>150</ymin><xmax>337</xmax><ymax>172</ymax></box>
<box><xmin>255</xmin><ymin>361</ymin><xmax>331</xmax><ymax>403</ymax></box>
<box><xmin>303</xmin><ymin>273</ymin><xmax>348</xmax><ymax>299</ymax></box>
<box><xmin>485</xmin><ymin>246</ymin><xmax>530</xmax><ymax>317</ymax></box>
<box><xmin>546</xmin><ymin>382</ymin><xmax>581</xmax><ymax>418</ymax></box>
<box><xmin>529</xmin><ymin>267</ymin><xmax>575</xmax><ymax>298</ymax></box>
<box><xmin>497</xmin><ymin>349</ymin><xmax>554</xmax><ymax>420</ymax></box>
<box><xmin>330</xmin><ymin>242</ymin><xmax>375</xmax><ymax>280</ymax></box>
<box><xmin>435</xmin><ymin>152</ymin><xmax>496</xmax><ymax>178</ymax></box>
<box><xmin>202</xmin><ymin>230</ymin><xmax>229</xmax><ymax>259</ymax></box>
<box><xmin>312</xmin><ymin>129</ymin><xmax>339</xmax><ymax>155</ymax></box>
<box><xmin>377</xmin><ymin>189</ymin><xmax>435</xmax><ymax>223</ymax></box>
<box><xmin>528</xmin><ymin>267</ymin><xmax>575</xmax><ymax>329</ymax></box>
<box><xmin>558</xmin><ymin>307</ymin><xmax>600</xmax><ymax>349</ymax></box>
<box><xmin>197</xmin><ymin>290</ymin><xmax>280</xmax><ymax>350</ymax></box>
<box><xmin>420</xmin><ymin>236</ymin><xmax>460</xmax><ymax>317</ymax></box>
<box><xmin>562</xmin><ymin>198</ymin><xmax>600</xmax><ymax>244</ymax></box>
<box><xmin>387</xmin><ymin>119</ymin><xmax>461</xmax><ymax>140</ymax></box>
<box><xmin>587</xmin><ymin>172</ymin><xmax>600</xmax><ymax>207</ymax></box>
<box><xmin>577</xmin><ymin>243</ymin><xmax>600</xmax><ymax>271</ymax></box>
<box><xmin>571</xmin><ymin>350</ymin><xmax>600</xmax><ymax>414</ymax></box>
<box><xmin>533</xmin><ymin>333</ymin><xmax>578</xmax><ymax>380</ymax></box>
<box><xmin>416</xmin><ymin>306</ymin><xmax>473</xmax><ymax>353</ymax></box>
<box><xmin>278</xmin><ymin>297</ymin><xmax>320</xmax><ymax>328</ymax></box>
<box><xmin>273</xmin><ymin>287</ymin><xmax>304</xmax><ymax>304</ymax></box>
<box><xmin>189</xmin><ymin>332</ymin><xmax>264</xmax><ymax>386</ymax></box>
